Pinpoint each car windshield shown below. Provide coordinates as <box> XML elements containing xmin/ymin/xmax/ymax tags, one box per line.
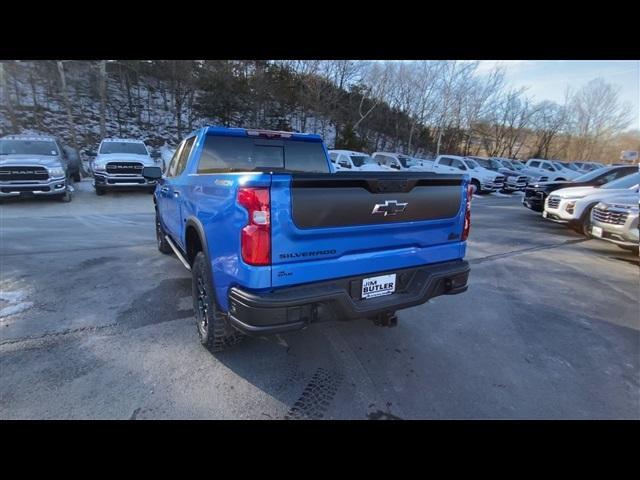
<box><xmin>350</xmin><ymin>155</ymin><xmax>375</xmax><ymax>167</ymax></box>
<box><xmin>552</xmin><ymin>162</ymin><xmax>565</xmax><ymax>170</ymax></box>
<box><xmin>563</xmin><ymin>163</ymin><xmax>580</xmax><ymax>171</ymax></box>
<box><xmin>474</xmin><ymin>158</ymin><xmax>491</xmax><ymax>169</ymax></box>
<box><xmin>501</xmin><ymin>160</ymin><xmax>515</xmax><ymax>169</ymax></box>
<box><xmin>511</xmin><ymin>162</ymin><xmax>524</xmax><ymax>170</ymax></box>
<box><xmin>600</xmin><ymin>172</ymin><xmax>639</xmax><ymax>190</ymax></box>
<box><xmin>397</xmin><ymin>155</ymin><xmax>415</xmax><ymax>168</ymax></box>
<box><xmin>463</xmin><ymin>159</ymin><xmax>480</xmax><ymax>169</ymax></box>
<box><xmin>100</xmin><ymin>141</ymin><xmax>148</xmax><ymax>155</ymax></box>
<box><xmin>0</xmin><ymin>139</ymin><xmax>59</xmax><ymax>156</ymax></box>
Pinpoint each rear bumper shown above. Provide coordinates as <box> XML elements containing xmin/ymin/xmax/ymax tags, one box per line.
<box><xmin>226</xmin><ymin>259</ymin><xmax>470</xmax><ymax>335</ymax></box>
<box><xmin>0</xmin><ymin>177</ymin><xmax>67</xmax><ymax>197</ymax></box>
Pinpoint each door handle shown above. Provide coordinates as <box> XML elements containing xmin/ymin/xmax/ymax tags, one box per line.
<box><xmin>160</xmin><ymin>186</ymin><xmax>170</xmax><ymax>193</ymax></box>
<box><xmin>173</xmin><ymin>190</ymin><xmax>180</xmax><ymax>197</ymax></box>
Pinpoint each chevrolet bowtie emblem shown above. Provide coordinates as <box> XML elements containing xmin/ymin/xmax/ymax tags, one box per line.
<box><xmin>372</xmin><ymin>200</ymin><xmax>408</xmax><ymax>216</ymax></box>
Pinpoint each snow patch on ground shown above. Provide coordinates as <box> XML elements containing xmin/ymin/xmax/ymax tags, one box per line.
<box><xmin>491</xmin><ymin>192</ymin><xmax>513</xmax><ymax>198</ymax></box>
<box><xmin>0</xmin><ymin>289</ymin><xmax>33</xmax><ymax>319</ymax></box>
<box><xmin>0</xmin><ymin>302</ymin><xmax>34</xmax><ymax>318</ymax></box>
<box><xmin>0</xmin><ymin>291</ymin><xmax>27</xmax><ymax>303</ymax></box>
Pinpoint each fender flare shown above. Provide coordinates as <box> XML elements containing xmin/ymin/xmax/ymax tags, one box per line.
<box><xmin>184</xmin><ymin>216</ymin><xmax>211</xmax><ymax>266</ymax></box>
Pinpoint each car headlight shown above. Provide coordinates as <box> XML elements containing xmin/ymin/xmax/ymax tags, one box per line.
<box><xmin>48</xmin><ymin>166</ymin><xmax>65</xmax><ymax>177</ymax></box>
<box><xmin>564</xmin><ymin>201</ymin><xmax>576</xmax><ymax>214</ymax></box>
<box><xmin>93</xmin><ymin>163</ymin><xmax>106</xmax><ymax>172</ymax></box>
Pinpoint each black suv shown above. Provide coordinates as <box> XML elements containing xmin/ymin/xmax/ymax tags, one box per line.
<box><xmin>522</xmin><ymin>165</ymin><xmax>637</xmax><ymax>212</ymax></box>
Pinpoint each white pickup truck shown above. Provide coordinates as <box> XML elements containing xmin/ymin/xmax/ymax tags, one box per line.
<box><xmin>521</xmin><ymin>159</ymin><xmax>581</xmax><ymax>182</ymax></box>
<box><xmin>371</xmin><ymin>152</ymin><xmax>432</xmax><ymax>171</ymax></box>
<box><xmin>328</xmin><ymin>150</ymin><xmax>393</xmax><ymax>172</ymax></box>
<box><xmin>431</xmin><ymin>155</ymin><xmax>505</xmax><ymax>193</ymax></box>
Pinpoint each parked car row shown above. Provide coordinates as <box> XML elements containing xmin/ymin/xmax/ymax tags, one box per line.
<box><xmin>0</xmin><ymin>134</ymin><xmax>166</xmax><ymax>202</ymax></box>
<box><xmin>522</xmin><ymin>165</ymin><xmax>639</xmax><ymax>252</ymax></box>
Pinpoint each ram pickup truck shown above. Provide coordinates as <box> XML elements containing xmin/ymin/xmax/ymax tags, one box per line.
<box><xmin>521</xmin><ymin>159</ymin><xmax>580</xmax><ymax>182</ymax></box>
<box><xmin>86</xmin><ymin>138</ymin><xmax>161</xmax><ymax>195</ymax></box>
<box><xmin>431</xmin><ymin>155</ymin><xmax>504</xmax><ymax>194</ymax></box>
<box><xmin>469</xmin><ymin>156</ymin><xmax>528</xmax><ymax>192</ymax></box>
<box><xmin>144</xmin><ymin>127</ymin><xmax>471</xmax><ymax>352</ymax></box>
<box><xmin>0</xmin><ymin>134</ymin><xmax>77</xmax><ymax>202</ymax></box>
<box><xmin>328</xmin><ymin>150</ymin><xmax>394</xmax><ymax>172</ymax></box>
<box><xmin>372</xmin><ymin>152</ymin><xmax>432</xmax><ymax>171</ymax></box>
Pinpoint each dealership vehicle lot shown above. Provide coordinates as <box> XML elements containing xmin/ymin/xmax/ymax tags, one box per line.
<box><xmin>0</xmin><ymin>182</ymin><xmax>638</xmax><ymax>419</ymax></box>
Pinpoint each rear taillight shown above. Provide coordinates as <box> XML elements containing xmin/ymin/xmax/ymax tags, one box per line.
<box><xmin>461</xmin><ymin>184</ymin><xmax>472</xmax><ymax>241</ymax></box>
<box><xmin>237</xmin><ymin>187</ymin><xmax>271</xmax><ymax>266</ymax></box>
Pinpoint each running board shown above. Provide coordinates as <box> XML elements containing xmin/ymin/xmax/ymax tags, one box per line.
<box><xmin>165</xmin><ymin>235</ymin><xmax>191</xmax><ymax>271</ymax></box>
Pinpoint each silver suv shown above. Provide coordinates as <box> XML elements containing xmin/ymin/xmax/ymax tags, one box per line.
<box><xmin>590</xmin><ymin>194</ymin><xmax>639</xmax><ymax>252</ymax></box>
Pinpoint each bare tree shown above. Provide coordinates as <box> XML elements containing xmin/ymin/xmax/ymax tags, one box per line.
<box><xmin>56</xmin><ymin>61</ymin><xmax>78</xmax><ymax>149</ymax></box>
<box><xmin>566</xmin><ymin>78</ymin><xmax>633</xmax><ymax>160</ymax></box>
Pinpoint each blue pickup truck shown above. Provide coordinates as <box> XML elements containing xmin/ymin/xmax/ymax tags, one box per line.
<box><xmin>143</xmin><ymin>127</ymin><xmax>471</xmax><ymax>352</ymax></box>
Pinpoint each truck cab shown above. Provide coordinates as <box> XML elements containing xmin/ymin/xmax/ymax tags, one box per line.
<box><xmin>522</xmin><ymin>159</ymin><xmax>580</xmax><ymax>182</ymax></box>
<box><xmin>329</xmin><ymin>150</ymin><xmax>393</xmax><ymax>172</ymax></box>
<box><xmin>432</xmin><ymin>155</ymin><xmax>504</xmax><ymax>194</ymax></box>
<box><xmin>88</xmin><ymin>138</ymin><xmax>161</xmax><ymax>195</ymax></box>
<box><xmin>372</xmin><ymin>152</ymin><xmax>431</xmax><ymax>171</ymax></box>
<box><xmin>146</xmin><ymin>127</ymin><xmax>471</xmax><ymax>353</ymax></box>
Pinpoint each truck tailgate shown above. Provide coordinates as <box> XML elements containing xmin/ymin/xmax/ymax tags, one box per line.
<box><xmin>270</xmin><ymin>172</ymin><xmax>468</xmax><ymax>287</ymax></box>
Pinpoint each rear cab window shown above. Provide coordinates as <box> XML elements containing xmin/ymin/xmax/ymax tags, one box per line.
<box><xmin>197</xmin><ymin>136</ymin><xmax>329</xmax><ymax>174</ymax></box>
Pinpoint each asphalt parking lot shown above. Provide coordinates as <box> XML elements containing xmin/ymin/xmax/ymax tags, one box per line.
<box><xmin>1</xmin><ymin>181</ymin><xmax>638</xmax><ymax>419</ymax></box>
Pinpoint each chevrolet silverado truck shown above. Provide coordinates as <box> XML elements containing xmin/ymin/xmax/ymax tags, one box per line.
<box><xmin>523</xmin><ymin>165</ymin><xmax>637</xmax><ymax>212</ymax></box>
<box><xmin>86</xmin><ymin>138</ymin><xmax>161</xmax><ymax>195</ymax></box>
<box><xmin>143</xmin><ymin>127</ymin><xmax>471</xmax><ymax>353</ymax></box>
<box><xmin>0</xmin><ymin>134</ymin><xmax>76</xmax><ymax>202</ymax></box>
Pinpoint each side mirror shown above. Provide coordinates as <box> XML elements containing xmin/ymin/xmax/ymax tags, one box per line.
<box><xmin>85</xmin><ymin>150</ymin><xmax>97</xmax><ymax>157</ymax></box>
<box><xmin>142</xmin><ymin>166</ymin><xmax>163</xmax><ymax>180</ymax></box>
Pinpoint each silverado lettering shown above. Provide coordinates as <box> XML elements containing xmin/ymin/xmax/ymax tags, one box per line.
<box><xmin>279</xmin><ymin>249</ymin><xmax>337</xmax><ymax>259</ymax></box>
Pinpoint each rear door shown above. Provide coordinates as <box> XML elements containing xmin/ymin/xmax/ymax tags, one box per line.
<box><xmin>270</xmin><ymin>172</ymin><xmax>468</xmax><ymax>288</ymax></box>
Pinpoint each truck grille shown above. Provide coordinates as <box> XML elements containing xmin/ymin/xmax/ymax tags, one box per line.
<box><xmin>516</xmin><ymin>176</ymin><xmax>527</xmax><ymax>184</ymax></box>
<box><xmin>494</xmin><ymin>175</ymin><xmax>505</xmax><ymax>185</ymax></box>
<box><xmin>547</xmin><ymin>196</ymin><xmax>561</xmax><ymax>209</ymax></box>
<box><xmin>0</xmin><ymin>166</ymin><xmax>49</xmax><ymax>182</ymax></box>
<box><xmin>538</xmin><ymin>176</ymin><xmax>549</xmax><ymax>182</ymax></box>
<box><xmin>592</xmin><ymin>207</ymin><xmax>628</xmax><ymax>225</ymax></box>
<box><xmin>106</xmin><ymin>162</ymin><xmax>143</xmax><ymax>174</ymax></box>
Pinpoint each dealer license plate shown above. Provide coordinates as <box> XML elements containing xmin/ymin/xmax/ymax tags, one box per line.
<box><xmin>362</xmin><ymin>274</ymin><xmax>396</xmax><ymax>299</ymax></box>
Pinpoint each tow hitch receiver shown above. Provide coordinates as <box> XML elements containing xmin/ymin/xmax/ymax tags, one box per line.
<box><xmin>372</xmin><ymin>312</ymin><xmax>398</xmax><ymax>328</ymax></box>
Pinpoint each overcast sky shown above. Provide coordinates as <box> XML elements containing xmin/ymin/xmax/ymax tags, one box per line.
<box><xmin>476</xmin><ymin>60</ymin><xmax>639</xmax><ymax>130</ymax></box>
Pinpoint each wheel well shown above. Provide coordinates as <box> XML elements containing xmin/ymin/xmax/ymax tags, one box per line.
<box><xmin>185</xmin><ymin>225</ymin><xmax>203</xmax><ymax>266</ymax></box>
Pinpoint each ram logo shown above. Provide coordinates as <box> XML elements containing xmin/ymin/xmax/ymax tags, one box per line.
<box><xmin>371</xmin><ymin>200</ymin><xmax>408</xmax><ymax>216</ymax></box>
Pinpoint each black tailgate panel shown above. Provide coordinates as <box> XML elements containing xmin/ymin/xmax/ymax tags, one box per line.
<box><xmin>291</xmin><ymin>172</ymin><xmax>464</xmax><ymax>228</ymax></box>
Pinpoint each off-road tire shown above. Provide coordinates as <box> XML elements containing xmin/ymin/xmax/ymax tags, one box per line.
<box><xmin>155</xmin><ymin>211</ymin><xmax>172</xmax><ymax>254</ymax></box>
<box><xmin>192</xmin><ymin>251</ymin><xmax>244</xmax><ymax>353</ymax></box>
<box><xmin>95</xmin><ymin>186</ymin><xmax>106</xmax><ymax>196</ymax></box>
<box><xmin>470</xmin><ymin>180</ymin><xmax>481</xmax><ymax>195</ymax></box>
<box><xmin>72</xmin><ymin>171</ymin><xmax>82</xmax><ymax>182</ymax></box>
